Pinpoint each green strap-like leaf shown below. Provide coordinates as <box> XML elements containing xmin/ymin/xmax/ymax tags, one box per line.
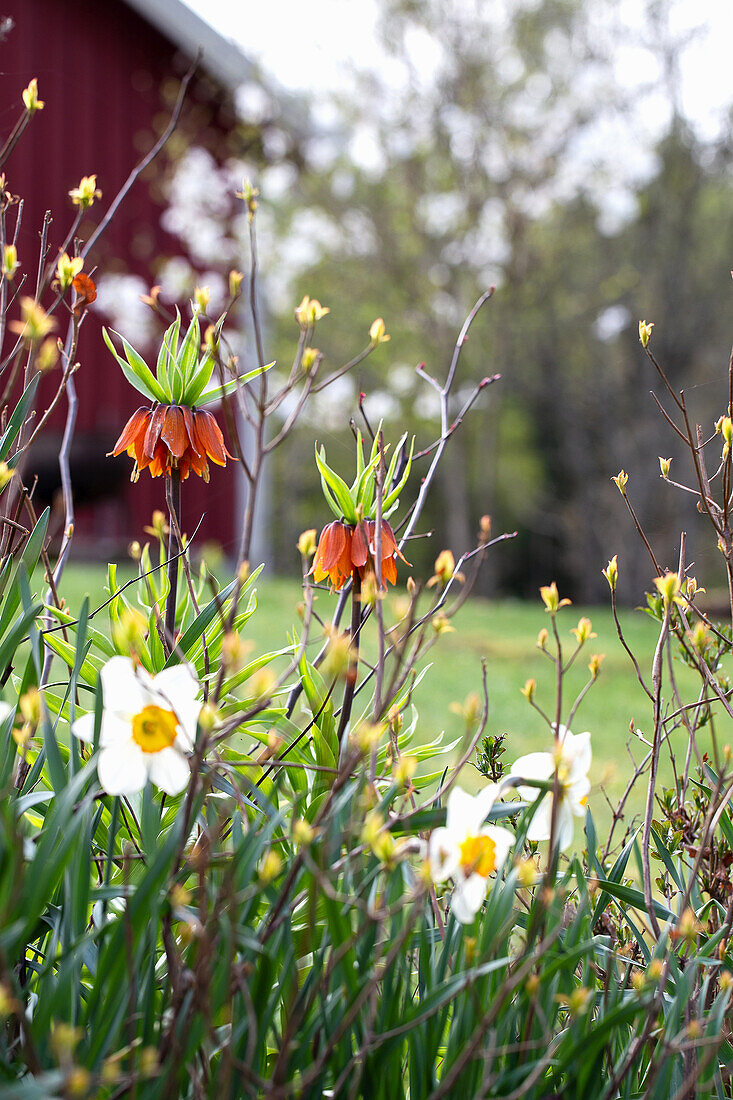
<box><xmin>103</xmin><ymin>327</ymin><xmax>167</xmax><ymax>403</ymax></box>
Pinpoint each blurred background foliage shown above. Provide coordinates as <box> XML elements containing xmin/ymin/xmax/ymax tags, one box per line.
<box><xmin>158</xmin><ymin>0</ymin><xmax>733</xmax><ymax>603</ymax></box>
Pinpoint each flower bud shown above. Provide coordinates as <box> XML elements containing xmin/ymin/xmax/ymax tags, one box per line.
<box><xmin>22</xmin><ymin>78</ymin><xmax>44</xmax><ymax>113</ymax></box>
<box><xmin>351</xmin><ymin>721</ymin><xmax>382</xmax><ymax>755</ymax></box>
<box><xmin>295</xmin><ymin>295</ymin><xmax>329</xmax><ymax>327</ymax></box>
<box><xmin>37</xmin><ymin>336</ymin><xmax>59</xmax><ymax>373</ymax></box>
<box><xmin>0</xmin><ymin>462</ymin><xmax>14</xmax><ymax>491</ymax></box>
<box><xmin>221</xmin><ymin>632</ymin><xmax>249</xmax><ymax>671</ymax></box>
<box><xmin>602</xmin><ymin>555</ymin><xmax>618</xmax><ymax>591</ymax></box>
<box><xmin>194</xmin><ymin>285</ymin><xmax>210</xmax><ymax>313</ymax></box>
<box><xmin>369</xmin><ymin>317</ymin><xmax>390</xmax><ymax>345</ymax></box>
<box><xmin>293</xmin><ymin>819</ymin><xmax>315</xmax><ymax>846</ymax></box>
<box><xmin>588</xmin><ymin>653</ymin><xmax>604</xmax><ymax>680</ymax></box>
<box><xmin>111</xmin><ymin>608</ymin><xmax>147</xmax><ymax>655</ymax></box>
<box><xmin>69</xmin><ymin>174</ymin><xmax>101</xmax><ymax>209</ymax></box>
<box><xmin>431</xmin><ymin>612</ymin><xmax>454</xmax><ymax>635</ymax></box>
<box><xmin>19</xmin><ymin>688</ymin><xmax>40</xmax><ymax>727</ymax></box>
<box><xmin>638</xmin><ymin>320</ymin><xmax>654</xmax><ymax>347</ymax></box>
<box><xmin>659</xmin><ymin>456</ymin><xmax>671</xmax><ymax>479</ymax></box>
<box><xmin>571</xmin><ymin>617</ymin><xmax>596</xmax><ymax>645</ymax></box>
<box><xmin>394</xmin><ymin>755</ymin><xmax>417</xmax><ymax>788</ymax></box>
<box><xmin>9</xmin><ymin>297</ymin><xmax>56</xmax><ymax>344</ymax></box>
<box><xmin>654</xmin><ymin>571</ymin><xmax>681</xmax><ymax>609</ymax></box>
<box><xmin>612</xmin><ymin>470</ymin><xmax>628</xmax><ymax>495</ymax></box>
<box><xmin>539</xmin><ymin>581</ymin><xmax>571</xmax><ymax>614</ymax></box>
<box><xmin>297</xmin><ymin>528</ymin><xmax>317</xmax><ymax>558</ymax></box>
<box><xmin>536</xmin><ymin>627</ymin><xmax>549</xmax><ymax>649</ymax></box>
<box><xmin>57</xmin><ymin>252</ymin><xmax>84</xmax><ymax>291</ymax></box>
<box><xmin>2</xmin><ymin>244</ymin><xmax>18</xmax><ymax>279</ymax></box>
<box><xmin>228</xmin><ymin>269</ymin><xmax>244</xmax><ymax>298</ymax></box>
<box><xmin>521</xmin><ymin>678</ymin><xmax>536</xmax><ymax>702</ymax></box>
<box><xmin>235</xmin><ymin>178</ymin><xmax>259</xmax><ymax>220</ymax></box>
<box><xmin>258</xmin><ymin>849</ymin><xmax>282</xmax><ymax>885</ymax></box>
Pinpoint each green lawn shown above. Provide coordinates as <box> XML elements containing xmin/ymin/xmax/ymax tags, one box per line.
<box><xmin>56</xmin><ymin>563</ymin><xmax>730</xmax><ymax>837</ymax></box>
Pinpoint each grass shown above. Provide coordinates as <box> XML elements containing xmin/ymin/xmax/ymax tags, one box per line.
<box><xmin>56</xmin><ymin>562</ymin><xmax>730</xmax><ymax>838</ymax></box>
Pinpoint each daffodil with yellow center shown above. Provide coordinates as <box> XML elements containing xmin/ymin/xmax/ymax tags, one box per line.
<box><xmin>429</xmin><ymin>786</ymin><xmax>514</xmax><ymax>924</ymax></box>
<box><xmin>71</xmin><ymin>656</ymin><xmax>202</xmax><ymax>796</ymax></box>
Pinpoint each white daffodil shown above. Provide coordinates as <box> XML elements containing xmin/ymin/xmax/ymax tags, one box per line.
<box><xmin>509</xmin><ymin>726</ymin><xmax>591</xmax><ymax>851</ymax></box>
<box><xmin>71</xmin><ymin>656</ymin><xmax>202</xmax><ymax>797</ymax></box>
<box><xmin>428</xmin><ymin>785</ymin><xmax>514</xmax><ymax>924</ymax></box>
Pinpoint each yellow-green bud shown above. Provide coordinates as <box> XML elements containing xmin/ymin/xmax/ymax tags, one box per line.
<box><xmin>520</xmin><ymin>678</ymin><xmax>536</xmax><ymax>702</ymax></box>
<box><xmin>22</xmin><ymin>78</ymin><xmax>44</xmax><ymax>114</ymax></box>
<box><xmin>539</xmin><ymin>581</ymin><xmax>571</xmax><ymax>614</ymax></box>
<box><xmin>602</xmin><ymin>554</ymin><xmax>618</xmax><ymax>591</ymax></box>
<box><xmin>369</xmin><ymin>317</ymin><xmax>390</xmax><ymax>345</ymax></box>
<box><xmin>654</xmin><ymin>571</ymin><xmax>681</xmax><ymax>609</ymax></box>
<box><xmin>588</xmin><ymin>653</ymin><xmax>604</xmax><ymax>679</ymax></box>
<box><xmin>2</xmin><ymin>244</ymin><xmax>18</xmax><ymax>279</ymax></box>
<box><xmin>293</xmin><ymin>818</ymin><xmax>315</xmax><ymax>846</ymax></box>
<box><xmin>68</xmin><ymin>174</ymin><xmax>101</xmax><ymax>209</ymax></box>
<box><xmin>56</xmin><ymin>252</ymin><xmax>84</xmax><ymax>291</ymax></box>
<box><xmin>571</xmin><ymin>617</ymin><xmax>596</xmax><ymax>644</ymax></box>
<box><xmin>659</xmin><ymin>456</ymin><xmax>671</xmax><ymax>478</ymax></box>
<box><xmin>638</xmin><ymin>320</ymin><xmax>654</xmax><ymax>347</ymax></box>
<box><xmin>111</xmin><ymin>608</ymin><xmax>147</xmax><ymax>655</ymax></box>
<box><xmin>0</xmin><ymin>462</ymin><xmax>14</xmax><ymax>491</ymax></box>
<box><xmin>228</xmin><ymin>269</ymin><xmax>244</xmax><ymax>298</ymax></box>
<box><xmin>37</xmin><ymin>336</ymin><xmax>59</xmax><ymax>372</ymax></box>
<box><xmin>194</xmin><ymin>286</ymin><xmax>210</xmax><ymax>313</ymax></box>
<box><xmin>258</xmin><ymin>850</ymin><xmax>282</xmax><ymax>885</ymax></box>
<box><xmin>295</xmin><ymin>295</ymin><xmax>330</xmax><ymax>326</ymax></box>
<box><xmin>612</xmin><ymin>470</ymin><xmax>628</xmax><ymax>495</ymax></box>
<box><xmin>9</xmin><ymin>297</ymin><xmax>56</xmax><ymax>344</ymax></box>
<box><xmin>297</xmin><ymin>528</ymin><xmax>317</xmax><ymax>558</ymax></box>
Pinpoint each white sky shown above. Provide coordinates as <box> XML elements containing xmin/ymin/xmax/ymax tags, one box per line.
<box><xmin>186</xmin><ymin>0</ymin><xmax>733</xmax><ymax>141</ymax></box>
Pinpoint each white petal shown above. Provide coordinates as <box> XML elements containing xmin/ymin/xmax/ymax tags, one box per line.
<box><xmin>146</xmin><ymin>747</ymin><xmax>191</xmax><ymax>796</ymax></box>
<box><xmin>526</xmin><ymin>795</ymin><xmax>553</xmax><ymax>842</ymax></box>
<box><xmin>473</xmin><ymin>783</ymin><xmax>500</xmax><ymax>824</ymax></box>
<box><xmin>510</xmin><ymin>752</ymin><xmax>553</xmax><ymax>802</ymax></box>
<box><xmin>71</xmin><ymin>712</ymin><xmax>95</xmax><ymax>743</ymax></box>
<box><xmin>445</xmin><ymin>787</ymin><xmax>481</xmax><ymax>833</ymax></box>
<box><xmin>171</xmin><ymin>698</ymin><xmax>202</xmax><ymax>753</ymax></box>
<box><xmin>97</xmin><ymin>739</ymin><xmax>147</xmax><ymax>796</ymax></box>
<box><xmin>567</xmin><ymin>731</ymin><xmax>592</xmax><ymax>780</ymax></box>
<box><xmin>451</xmin><ymin>874</ymin><xmax>487</xmax><ymax>924</ymax></box>
<box><xmin>428</xmin><ymin>827</ymin><xmax>459</xmax><ymax>881</ymax></box>
<box><xmin>556</xmin><ymin>801</ymin><xmax>576</xmax><ymax>851</ymax></box>
<box><xmin>99</xmin><ymin>712</ymin><xmax>133</xmax><ymax>747</ymax></box>
<box><xmin>0</xmin><ymin>700</ymin><xmax>13</xmax><ymax>724</ymax></box>
<box><xmin>152</xmin><ymin>663</ymin><xmax>200</xmax><ymax>705</ymax></box>
<box><xmin>568</xmin><ymin>775</ymin><xmax>591</xmax><ymax>815</ymax></box>
<box><xmin>100</xmin><ymin>656</ymin><xmax>146</xmax><ymax>718</ymax></box>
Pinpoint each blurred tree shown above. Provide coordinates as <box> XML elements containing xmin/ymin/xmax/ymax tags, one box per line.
<box><xmin>262</xmin><ymin>0</ymin><xmax>733</xmax><ymax>603</ymax></box>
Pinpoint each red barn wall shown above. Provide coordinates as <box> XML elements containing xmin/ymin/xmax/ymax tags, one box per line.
<box><xmin>0</xmin><ymin>0</ymin><xmax>242</xmax><ymax>557</ymax></box>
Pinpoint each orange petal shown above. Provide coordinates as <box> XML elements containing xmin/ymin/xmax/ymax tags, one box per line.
<box><xmin>350</xmin><ymin>522</ymin><xmax>369</xmax><ymax>568</ymax></box>
<box><xmin>193</xmin><ymin>409</ymin><xmax>229</xmax><ymax>466</ymax></box>
<box><xmin>161</xmin><ymin>405</ymin><xmax>188</xmax><ymax>459</ymax></box>
<box><xmin>110</xmin><ymin>407</ymin><xmax>149</xmax><ymax>456</ymax></box>
<box><xmin>148</xmin><ymin>441</ymin><xmax>168</xmax><ymax>477</ymax></box>
<box><xmin>143</xmin><ymin>404</ymin><xmax>167</xmax><ymax>460</ymax></box>
<box><xmin>382</xmin><ymin>520</ymin><xmax>410</xmax><ymax>566</ymax></box>
<box><xmin>181</xmin><ymin>406</ymin><xmax>200</xmax><ymax>455</ymax></box>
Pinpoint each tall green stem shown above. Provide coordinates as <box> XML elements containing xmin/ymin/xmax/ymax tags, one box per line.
<box><xmin>337</xmin><ymin>570</ymin><xmax>362</xmax><ymax>748</ymax></box>
<box><xmin>164</xmin><ymin>468</ymin><xmax>181</xmax><ymax>653</ymax></box>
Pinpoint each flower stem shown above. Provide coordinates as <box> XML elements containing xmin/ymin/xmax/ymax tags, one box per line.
<box><xmin>337</xmin><ymin>570</ymin><xmax>362</xmax><ymax>748</ymax></box>
<box><xmin>164</xmin><ymin>468</ymin><xmax>181</xmax><ymax>653</ymax></box>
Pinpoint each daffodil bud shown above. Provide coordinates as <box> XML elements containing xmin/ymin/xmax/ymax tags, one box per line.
<box><xmin>293</xmin><ymin>819</ymin><xmax>315</xmax><ymax>846</ymax></box>
<box><xmin>22</xmin><ymin>78</ymin><xmax>44</xmax><ymax>113</ymax></box>
<box><xmin>2</xmin><ymin>244</ymin><xmax>18</xmax><ymax>279</ymax></box>
<box><xmin>612</xmin><ymin>470</ymin><xmax>628</xmax><ymax>495</ymax></box>
<box><xmin>56</xmin><ymin>252</ymin><xmax>84</xmax><ymax>290</ymax></box>
<box><xmin>0</xmin><ymin>462</ymin><xmax>13</xmax><ymax>491</ymax></box>
<box><xmin>638</xmin><ymin>320</ymin><xmax>654</xmax><ymax>347</ymax></box>
<box><xmin>258</xmin><ymin>850</ymin><xmax>282</xmax><ymax>885</ymax></box>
